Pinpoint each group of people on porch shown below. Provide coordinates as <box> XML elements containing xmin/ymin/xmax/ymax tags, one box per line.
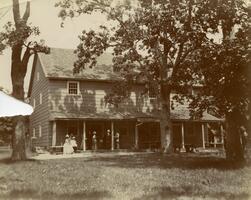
<box><xmin>63</xmin><ymin>134</ymin><xmax>77</xmax><ymax>154</ymax></box>
<box><xmin>63</xmin><ymin>129</ymin><xmax>120</xmax><ymax>154</ymax></box>
<box><xmin>91</xmin><ymin>129</ymin><xmax>120</xmax><ymax>150</ymax></box>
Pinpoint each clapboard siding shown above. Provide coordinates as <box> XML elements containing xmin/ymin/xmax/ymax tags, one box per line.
<box><xmin>48</xmin><ymin>80</ymin><xmax>158</xmax><ymax>114</ymax></box>
<box><xmin>29</xmin><ymin>57</ymin><xmax>50</xmax><ymax>147</ymax></box>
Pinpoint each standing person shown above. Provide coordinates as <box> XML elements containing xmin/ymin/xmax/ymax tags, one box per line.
<box><xmin>106</xmin><ymin>129</ymin><xmax>111</xmax><ymax>149</ymax></box>
<box><xmin>63</xmin><ymin>134</ymin><xmax>74</xmax><ymax>154</ymax></box>
<box><xmin>115</xmin><ymin>132</ymin><xmax>120</xmax><ymax>149</ymax></box>
<box><xmin>71</xmin><ymin>136</ymin><xmax>78</xmax><ymax>153</ymax></box>
<box><xmin>92</xmin><ymin>131</ymin><xmax>97</xmax><ymax>151</ymax></box>
<box><xmin>240</xmin><ymin>126</ymin><xmax>248</xmax><ymax>151</ymax></box>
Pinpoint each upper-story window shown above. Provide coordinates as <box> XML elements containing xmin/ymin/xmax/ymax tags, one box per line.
<box><xmin>39</xmin><ymin>93</ymin><xmax>43</xmax><ymax>104</ymax></box>
<box><xmin>37</xmin><ymin>72</ymin><xmax>40</xmax><ymax>81</ymax></box>
<box><xmin>67</xmin><ymin>81</ymin><xmax>79</xmax><ymax>95</ymax></box>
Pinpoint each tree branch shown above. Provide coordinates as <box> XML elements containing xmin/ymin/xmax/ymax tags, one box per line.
<box><xmin>12</xmin><ymin>0</ymin><xmax>20</xmax><ymax>26</ymax></box>
<box><xmin>21</xmin><ymin>46</ymin><xmax>31</xmax><ymax>75</ymax></box>
<box><xmin>176</xmin><ymin>46</ymin><xmax>197</xmax><ymax>68</ymax></box>
<box><xmin>167</xmin><ymin>55</ymin><xmax>174</xmax><ymax>66</ymax></box>
<box><xmin>22</xmin><ymin>1</ymin><xmax>30</xmax><ymax>23</ymax></box>
<box><xmin>174</xmin><ymin>42</ymin><xmax>184</xmax><ymax>67</ymax></box>
<box><xmin>174</xmin><ymin>0</ymin><xmax>193</xmax><ymax>69</ymax></box>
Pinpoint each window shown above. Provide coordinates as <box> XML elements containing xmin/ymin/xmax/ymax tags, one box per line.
<box><xmin>33</xmin><ymin>98</ymin><xmax>36</xmax><ymax>108</ymax></box>
<box><xmin>39</xmin><ymin>125</ymin><xmax>42</xmax><ymax>137</ymax></box>
<box><xmin>32</xmin><ymin>128</ymin><xmax>36</xmax><ymax>138</ymax></box>
<box><xmin>68</xmin><ymin>81</ymin><xmax>79</xmax><ymax>95</ymax></box>
<box><xmin>37</xmin><ymin>72</ymin><xmax>40</xmax><ymax>81</ymax></box>
<box><xmin>149</xmin><ymin>85</ymin><xmax>157</xmax><ymax>99</ymax></box>
<box><xmin>39</xmin><ymin>93</ymin><xmax>43</xmax><ymax>104</ymax></box>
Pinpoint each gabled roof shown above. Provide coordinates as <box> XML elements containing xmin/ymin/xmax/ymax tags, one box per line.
<box><xmin>38</xmin><ymin>48</ymin><xmax>121</xmax><ymax>81</ymax></box>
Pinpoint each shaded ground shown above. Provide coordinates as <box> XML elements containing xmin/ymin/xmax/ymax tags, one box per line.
<box><xmin>0</xmin><ymin>151</ymin><xmax>250</xmax><ymax>200</ymax></box>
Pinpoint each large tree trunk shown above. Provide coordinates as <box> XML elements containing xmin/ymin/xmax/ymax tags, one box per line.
<box><xmin>11</xmin><ymin>116</ymin><xmax>27</xmax><ymax>160</ymax></box>
<box><xmin>225</xmin><ymin>113</ymin><xmax>244</xmax><ymax>162</ymax></box>
<box><xmin>160</xmin><ymin>85</ymin><xmax>173</xmax><ymax>153</ymax></box>
<box><xmin>10</xmin><ymin>44</ymin><xmax>28</xmax><ymax>161</ymax></box>
<box><xmin>9</xmin><ymin>0</ymin><xmax>31</xmax><ymax>161</ymax></box>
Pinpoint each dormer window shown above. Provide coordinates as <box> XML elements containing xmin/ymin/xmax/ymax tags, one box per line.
<box><xmin>67</xmin><ymin>81</ymin><xmax>79</xmax><ymax>95</ymax></box>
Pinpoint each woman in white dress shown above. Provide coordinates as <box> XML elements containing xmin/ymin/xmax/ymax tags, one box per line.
<box><xmin>63</xmin><ymin>134</ymin><xmax>74</xmax><ymax>154</ymax></box>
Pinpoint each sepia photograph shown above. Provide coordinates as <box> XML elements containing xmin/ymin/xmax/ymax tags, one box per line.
<box><xmin>0</xmin><ymin>0</ymin><xmax>250</xmax><ymax>199</ymax></box>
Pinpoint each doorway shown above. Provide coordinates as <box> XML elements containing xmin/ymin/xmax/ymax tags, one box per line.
<box><xmin>138</xmin><ymin>122</ymin><xmax>161</xmax><ymax>149</ymax></box>
<box><xmin>173</xmin><ymin>123</ymin><xmax>182</xmax><ymax>150</ymax></box>
<box><xmin>86</xmin><ymin>121</ymin><xmax>111</xmax><ymax>150</ymax></box>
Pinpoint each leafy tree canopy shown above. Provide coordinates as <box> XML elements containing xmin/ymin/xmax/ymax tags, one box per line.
<box><xmin>56</xmin><ymin>0</ymin><xmax>249</xmax><ymax>115</ymax></box>
<box><xmin>56</xmin><ymin>0</ymin><xmax>250</xmax><ymax>159</ymax></box>
<box><xmin>0</xmin><ymin>2</ymin><xmax>49</xmax><ymax>53</ymax></box>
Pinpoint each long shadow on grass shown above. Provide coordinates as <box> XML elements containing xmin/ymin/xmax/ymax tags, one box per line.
<box><xmin>82</xmin><ymin>153</ymin><xmax>249</xmax><ymax>170</ymax></box>
<box><xmin>2</xmin><ymin>189</ymin><xmax>112</xmax><ymax>200</ymax></box>
<box><xmin>133</xmin><ymin>186</ymin><xmax>250</xmax><ymax>200</ymax></box>
<box><xmin>0</xmin><ymin>157</ymin><xmax>38</xmax><ymax>164</ymax></box>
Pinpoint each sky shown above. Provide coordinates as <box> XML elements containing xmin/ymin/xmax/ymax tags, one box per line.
<box><xmin>0</xmin><ymin>0</ymin><xmax>109</xmax><ymax>93</ymax></box>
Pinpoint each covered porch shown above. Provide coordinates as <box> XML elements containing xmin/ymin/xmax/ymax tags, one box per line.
<box><xmin>171</xmin><ymin>109</ymin><xmax>224</xmax><ymax>152</ymax></box>
<box><xmin>172</xmin><ymin>121</ymin><xmax>225</xmax><ymax>152</ymax></box>
<box><xmin>50</xmin><ymin>112</ymin><xmax>160</xmax><ymax>151</ymax></box>
<box><xmin>50</xmin><ymin>112</ymin><xmax>161</xmax><ymax>151</ymax></box>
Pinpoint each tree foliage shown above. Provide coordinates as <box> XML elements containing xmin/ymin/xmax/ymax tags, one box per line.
<box><xmin>56</xmin><ymin>0</ymin><xmax>216</xmax><ymax>108</ymax></box>
<box><xmin>56</xmin><ymin>0</ymin><xmax>248</xmax><ymax>103</ymax></box>
<box><xmin>189</xmin><ymin>33</ymin><xmax>250</xmax><ymax>119</ymax></box>
<box><xmin>56</xmin><ymin>0</ymin><xmax>250</xmax><ymax>157</ymax></box>
<box><xmin>0</xmin><ymin>117</ymin><xmax>13</xmax><ymax>145</ymax></box>
<box><xmin>0</xmin><ymin>1</ymin><xmax>49</xmax><ymax>57</ymax></box>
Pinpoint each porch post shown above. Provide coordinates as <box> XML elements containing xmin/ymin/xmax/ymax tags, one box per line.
<box><xmin>213</xmin><ymin>124</ymin><xmax>217</xmax><ymax>148</ymax></box>
<box><xmin>220</xmin><ymin>123</ymin><xmax>224</xmax><ymax>148</ymax></box>
<box><xmin>52</xmin><ymin>121</ymin><xmax>56</xmax><ymax>146</ymax></box>
<box><xmin>82</xmin><ymin>121</ymin><xmax>86</xmax><ymax>151</ymax></box>
<box><xmin>181</xmin><ymin>122</ymin><xmax>185</xmax><ymax>151</ymax></box>
<box><xmin>201</xmin><ymin>123</ymin><xmax>206</xmax><ymax>149</ymax></box>
<box><xmin>205</xmin><ymin>123</ymin><xmax>208</xmax><ymax>146</ymax></box>
<box><xmin>135</xmin><ymin>123</ymin><xmax>139</xmax><ymax>149</ymax></box>
<box><xmin>111</xmin><ymin>121</ymin><xmax>114</xmax><ymax>150</ymax></box>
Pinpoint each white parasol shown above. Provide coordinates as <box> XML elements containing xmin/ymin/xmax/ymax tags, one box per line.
<box><xmin>0</xmin><ymin>91</ymin><xmax>33</xmax><ymax>117</ymax></box>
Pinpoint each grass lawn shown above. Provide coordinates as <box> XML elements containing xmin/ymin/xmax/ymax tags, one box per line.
<box><xmin>0</xmin><ymin>151</ymin><xmax>250</xmax><ymax>200</ymax></box>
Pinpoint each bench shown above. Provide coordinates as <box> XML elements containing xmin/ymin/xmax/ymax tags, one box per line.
<box><xmin>50</xmin><ymin>146</ymin><xmax>63</xmax><ymax>154</ymax></box>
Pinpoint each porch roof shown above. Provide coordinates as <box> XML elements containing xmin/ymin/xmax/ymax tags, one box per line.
<box><xmin>170</xmin><ymin>109</ymin><xmax>223</xmax><ymax>122</ymax></box>
<box><xmin>49</xmin><ymin>111</ymin><xmax>159</xmax><ymax>121</ymax></box>
<box><xmin>49</xmin><ymin>109</ymin><xmax>223</xmax><ymax>122</ymax></box>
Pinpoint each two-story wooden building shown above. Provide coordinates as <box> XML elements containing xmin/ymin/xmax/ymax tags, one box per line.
<box><xmin>28</xmin><ymin>48</ymin><xmax>224</xmax><ymax>152</ymax></box>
